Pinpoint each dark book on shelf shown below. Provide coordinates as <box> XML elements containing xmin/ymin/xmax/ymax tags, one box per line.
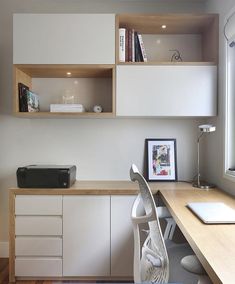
<box><xmin>134</xmin><ymin>32</ymin><xmax>144</xmax><ymax>62</ymax></box>
<box><xmin>18</xmin><ymin>83</ymin><xmax>29</xmax><ymax>112</ymax></box>
<box><xmin>137</xmin><ymin>33</ymin><xmax>147</xmax><ymax>62</ymax></box>
<box><xmin>128</xmin><ymin>29</ymin><xmax>133</xmax><ymax>62</ymax></box>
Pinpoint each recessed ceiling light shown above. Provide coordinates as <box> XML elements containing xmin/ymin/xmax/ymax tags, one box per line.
<box><xmin>67</xmin><ymin>72</ymin><xmax>71</xmax><ymax>76</ymax></box>
<box><xmin>161</xmin><ymin>25</ymin><xmax>167</xmax><ymax>29</ymax></box>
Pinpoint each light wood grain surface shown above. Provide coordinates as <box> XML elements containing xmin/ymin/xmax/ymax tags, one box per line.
<box><xmin>10</xmin><ymin>180</ymin><xmax>194</xmax><ymax>195</ymax></box>
<box><xmin>160</xmin><ymin>189</ymin><xmax>235</xmax><ymax>284</ymax></box>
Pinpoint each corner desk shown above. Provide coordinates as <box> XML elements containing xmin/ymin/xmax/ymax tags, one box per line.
<box><xmin>9</xmin><ymin>181</ymin><xmax>235</xmax><ymax>283</ymax></box>
<box><xmin>160</xmin><ymin>188</ymin><xmax>235</xmax><ymax>284</ymax></box>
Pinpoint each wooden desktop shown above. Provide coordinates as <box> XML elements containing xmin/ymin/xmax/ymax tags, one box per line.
<box><xmin>160</xmin><ymin>188</ymin><xmax>235</xmax><ymax>284</ymax></box>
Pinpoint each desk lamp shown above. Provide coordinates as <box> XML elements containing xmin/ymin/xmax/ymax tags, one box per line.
<box><xmin>192</xmin><ymin>124</ymin><xmax>216</xmax><ymax>189</ymax></box>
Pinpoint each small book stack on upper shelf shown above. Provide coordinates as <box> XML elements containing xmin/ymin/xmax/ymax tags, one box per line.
<box><xmin>18</xmin><ymin>82</ymin><xmax>39</xmax><ymax>112</ymax></box>
<box><xmin>119</xmin><ymin>28</ymin><xmax>147</xmax><ymax>63</ymax></box>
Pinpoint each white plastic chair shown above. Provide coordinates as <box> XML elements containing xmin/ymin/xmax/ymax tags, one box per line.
<box><xmin>130</xmin><ymin>164</ymin><xmax>199</xmax><ymax>284</ymax></box>
<box><xmin>131</xmin><ymin>193</ymin><xmax>169</xmax><ymax>283</ymax></box>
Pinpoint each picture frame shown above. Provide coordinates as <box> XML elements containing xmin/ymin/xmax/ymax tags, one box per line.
<box><xmin>146</xmin><ymin>138</ymin><xmax>177</xmax><ymax>181</ymax></box>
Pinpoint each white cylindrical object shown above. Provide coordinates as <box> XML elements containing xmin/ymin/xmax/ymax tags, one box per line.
<box><xmin>93</xmin><ymin>105</ymin><xmax>103</xmax><ymax>113</ymax></box>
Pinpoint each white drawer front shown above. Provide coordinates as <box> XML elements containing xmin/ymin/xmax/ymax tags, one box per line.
<box><xmin>15</xmin><ymin>237</ymin><xmax>62</xmax><ymax>256</ymax></box>
<box><xmin>15</xmin><ymin>195</ymin><xmax>62</xmax><ymax>215</ymax></box>
<box><xmin>15</xmin><ymin>216</ymin><xmax>62</xmax><ymax>236</ymax></box>
<box><xmin>15</xmin><ymin>257</ymin><xmax>62</xmax><ymax>276</ymax></box>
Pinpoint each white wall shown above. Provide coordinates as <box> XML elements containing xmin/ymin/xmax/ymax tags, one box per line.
<box><xmin>204</xmin><ymin>0</ymin><xmax>235</xmax><ymax>195</ymax></box>
<box><xmin>0</xmin><ymin>0</ymin><xmax>206</xmax><ymax>244</ymax></box>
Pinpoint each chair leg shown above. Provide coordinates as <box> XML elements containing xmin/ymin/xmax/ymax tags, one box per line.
<box><xmin>164</xmin><ymin>217</ymin><xmax>176</xmax><ymax>240</ymax></box>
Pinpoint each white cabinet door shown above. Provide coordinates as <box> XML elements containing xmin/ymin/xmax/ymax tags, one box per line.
<box><xmin>63</xmin><ymin>196</ymin><xmax>110</xmax><ymax>276</ymax></box>
<box><xmin>13</xmin><ymin>14</ymin><xmax>115</xmax><ymax>64</ymax></box>
<box><xmin>111</xmin><ymin>195</ymin><xmax>136</xmax><ymax>277</ymax></box>
<box><xmin>116</xmin><ymin>65</ymin><xmax>217</xmax><ymax>116</ymax></box>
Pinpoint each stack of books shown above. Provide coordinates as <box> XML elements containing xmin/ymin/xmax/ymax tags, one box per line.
<box><xmin>50</xmin><ymin>104</ymin><xmax>85</xmax><ymax>113</ymax></box>
<box><xmin>119</xmin><ymin>28</ymin><xmax>147</xmax><ymax>63</ymax></box>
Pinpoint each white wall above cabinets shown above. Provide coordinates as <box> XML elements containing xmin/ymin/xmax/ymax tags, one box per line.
<box><xmin>13</xmin><ymin>14</ymin><xmax>115</xmax><ymax>64</ymax></box>
<box><xmin>116</xmin><ymin>64</ymin><xmax>217</xmax><ymax>117</ymax></box>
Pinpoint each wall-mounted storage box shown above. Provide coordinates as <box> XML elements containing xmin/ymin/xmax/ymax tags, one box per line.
<box><xmin>13</xmin><ymin>14</ymin><xmax>115</xmax><ymax>64</ymax></box>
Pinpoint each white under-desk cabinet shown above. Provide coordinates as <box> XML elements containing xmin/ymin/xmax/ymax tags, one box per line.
<box><xmin>116</xmin><ymin>65</ymin><xmax>217</xmax><ymax>117</ymax></box>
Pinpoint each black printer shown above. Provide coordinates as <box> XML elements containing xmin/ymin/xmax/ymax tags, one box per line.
<box><xmin>17</xmin><ymin>165</ymin><xmax>76</xmax><ymax>188</ymax></box>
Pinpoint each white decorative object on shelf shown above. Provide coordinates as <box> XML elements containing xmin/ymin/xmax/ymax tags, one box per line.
<box><xmin>50</xmin><ymin>104</ymin><xmax>85</xmax><ymax>113</ymax></box>
<box><xmin>93</xmin><ymin>105</ymin><xmax>103</xmax><ymax>113</ymax></box>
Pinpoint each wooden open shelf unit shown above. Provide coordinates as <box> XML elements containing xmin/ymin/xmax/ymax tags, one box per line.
<box><xmin>13</xmin><ymin>64</ymin><xmax>115</xmax><ymax>118</ymax></box>
<box><xmin>116</xmin><ymin>13</ymin><xmax>219</xmax><ymax>64</ymax></box>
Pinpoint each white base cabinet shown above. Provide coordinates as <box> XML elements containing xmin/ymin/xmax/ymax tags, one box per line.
<box><xmin>116</xmin><ymin>65</ymin><xmax>217</xmax><ymax>117</ymax></box>
<box><xmin>13</xmin><ymin>194</ymin><xmax>135</xmax><ymax>279</ymax></box>
<box><xmin>63</xmin><ymin>196</ymin><xmax>110</xmax><ymax>276</ymax></box>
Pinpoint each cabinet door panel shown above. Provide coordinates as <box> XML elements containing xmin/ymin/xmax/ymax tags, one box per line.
<box><xmin>13</xmin><ymin>14</ymin><xmax>115</xmax><ymax>64</ymax></box>
<box><xmin>63</xmin><ymin>196</ymin><xmax>110</xmax><ymax>276</ymax></box>
<box><xmin>116</xmin><ymin>65</ymin><xmax>217</xmax><ymax>116</ymax></box>
<box><xmin>111</xmin><ymin>195</ymin><xmax>136</xmax><ymax>277</ymax></box>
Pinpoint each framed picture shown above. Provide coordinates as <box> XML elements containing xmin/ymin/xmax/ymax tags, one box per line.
<box><xmin>146</xmin><ymin>138</ymin><xmax>177</xmax><ymax>181</ymax></box>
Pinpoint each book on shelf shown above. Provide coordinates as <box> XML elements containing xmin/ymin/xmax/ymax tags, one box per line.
<box><xmin>26</xmin><ymin>90</ymin><xmax>40</xmax><ymax>112</ymax></box>
<box><xmin>128</xmin><ymin>29</ymin><xmax>133</xmax><ymax>62</ymax></box>
<box><xmin>134</xmin><ymin>32</ymin><xmax>143</xmax><ymax>62</ymax></box>
<box><xmin>50</xmin><ymin>104</ymin><xmax>85</xmax><ymax>113</ymax></box>
<box><xmin>18</xmin><ymin>83</ymin><xmax>29</xmax><ymax>112</ymax></box>
<box><xmin>131</xmin><ymin>29</ymin><xmax>135</xmax><ymax>62</ymax></box>
<box><xmin>137</xmin><ymin>33</ymin><xmax>147</xmax><ymax>62</ymax></box>
<box><xmin>119</xmin><ymin>28</ymin><xmax>126</xmax><ymax>62</ymax></box>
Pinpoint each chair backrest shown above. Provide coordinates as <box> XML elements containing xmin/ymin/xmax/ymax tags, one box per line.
<box><xmin>130</xmin><ymin>164</ymin><xmax>169</xmax><ymax>283</ymax></box>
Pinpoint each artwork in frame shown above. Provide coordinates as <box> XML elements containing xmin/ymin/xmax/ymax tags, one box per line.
<box><xmin>146</xmin><ymin>138</ymin><xmax>177</xmax><ymax>181</ymax></box>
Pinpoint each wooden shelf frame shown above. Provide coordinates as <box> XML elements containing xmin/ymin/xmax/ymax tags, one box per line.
<box><xmin>116</xmin><ymin>13</ymin><xmax>219</xmax><ymax>64</ymax></box>
<box><xmin>13</xmin><ymin>64</ymin><xmax>116</xmax><ymax>117</ymax></box>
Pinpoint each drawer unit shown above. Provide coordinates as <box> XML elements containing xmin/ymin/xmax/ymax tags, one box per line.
<box><xmin>15</xmin><ymin>195</ymin><xmax>62</xmax><ymax>215</ymax></box>
<box><xmin>15</xmin><ymin>257</ymin><xmax>62</xmax><ymax>277</ymax></box>
<box><xmin>15</xmin><ymin>237</ymin><xmax>62</xmax><ymax>256</ymax></box>
<box><xmin>15</xmin><ymin>216</ymin><xmax>62</xmax><ymax>236</ymax></box>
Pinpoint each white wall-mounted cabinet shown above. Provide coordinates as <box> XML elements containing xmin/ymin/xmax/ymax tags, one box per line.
<box><xmin>13</xmin><ymin>13</ymin><xmax>218</xmax><ymax>118</ymax></box>
<box><xmin>116</xmin><ymin>65</ymin><xmax>217</xmax><ymax>117</ymax></box>
<box><xmin>13</xmin><ymin>14</ymin><xmax>115</xmax><ymax>64</ymax></box>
